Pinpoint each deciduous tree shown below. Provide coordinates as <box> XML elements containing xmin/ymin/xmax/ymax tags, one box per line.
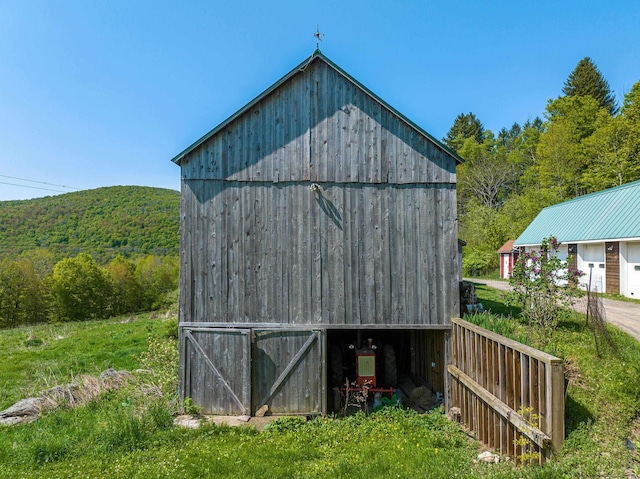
<box><xmin>50</xmin><ymin>253</ymin><xmax>112</xmax><ymax>322</ymax></box>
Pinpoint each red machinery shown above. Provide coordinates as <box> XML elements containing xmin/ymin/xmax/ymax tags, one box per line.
<box><xmin>339</xmin><ymin>336</ymin><xmax>395</xmax><ymax>396</ymax></box>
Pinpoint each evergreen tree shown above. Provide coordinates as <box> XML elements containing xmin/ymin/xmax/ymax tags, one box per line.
<box><xmin>444</xmin><ymin>112</ymin><xmax>485</xmax><ymax>152</ymax></box>
<box><xmin>563</xmin><ymin>57</ymin><xmax>617</xmax><ymax>115</ymax></box>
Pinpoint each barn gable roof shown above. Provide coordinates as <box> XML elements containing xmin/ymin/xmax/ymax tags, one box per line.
<box><xmin>514</xmin><ymin>180</ymin><xmax>640</xmax><ymax>246</ymax></box>
<box><xmin>171</xmin><ymin>50</ymin><xmax>462</xmax><ymax>166</ymax></box>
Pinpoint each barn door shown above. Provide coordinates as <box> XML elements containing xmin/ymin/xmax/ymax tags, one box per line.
<box><xmin>180</xmin><ymin>328</ymin><xmax>251</xmax><ymax>415</ymax></box>
<box><xmin>253</xmin><ymin>329</ymin><xmax>324</xmax><ymax>415</ymax></box>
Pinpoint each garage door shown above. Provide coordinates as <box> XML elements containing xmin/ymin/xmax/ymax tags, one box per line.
<box><xmin>628</xmin><ymin>243</ymin><xmax>640</xmax><ymax>298</ymax></box>
<box><xmin>581</xmin><ymin>244</ymin><xmax>605</xmax><ymax>293</ymax></box>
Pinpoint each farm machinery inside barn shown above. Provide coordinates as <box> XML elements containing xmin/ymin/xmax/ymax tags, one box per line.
<box><xmin>327</xmin><ymin>329</ymin><xmax>443</xmax><ymax>413</ymax></box>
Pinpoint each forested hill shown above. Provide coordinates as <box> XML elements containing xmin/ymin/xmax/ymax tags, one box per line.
<box><xmin>0</xmin><ymin>186</ymin><xmax>179</xmax><ymax>263</ymax></box>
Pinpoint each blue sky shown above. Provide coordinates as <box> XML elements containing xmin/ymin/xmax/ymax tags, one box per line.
<box><xmin>1</xmin><ymin>1</ymin><xmax>639</xmax><ymax>201</ymax></box>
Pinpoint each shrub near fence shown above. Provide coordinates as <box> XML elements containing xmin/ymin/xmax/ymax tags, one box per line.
<box><xmin>448</xmin><ymin>317</ymin><xmax>564</xmax><ymax>464</ymax></box>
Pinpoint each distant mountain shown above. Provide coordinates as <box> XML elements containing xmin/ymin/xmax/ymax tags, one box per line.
<box><xmin>0</xmin><ymin>186</ymin><xmax>180</xmax><ymax>263</ymax></box>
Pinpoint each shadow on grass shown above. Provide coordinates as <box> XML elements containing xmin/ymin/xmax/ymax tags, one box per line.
<box><xmin>470</xmin><ymin>283</ymin><xmax>522</xmax><ymax>317</ymax></box>
<box><xmin>564</xmin><ymin>393</ymin><xmax>595</xmax><ymax>436</ymax></box>
<box><xmin>556</xmin><ymin>318</ymin><xmax>583</xmax><ymax>333</ymax></box>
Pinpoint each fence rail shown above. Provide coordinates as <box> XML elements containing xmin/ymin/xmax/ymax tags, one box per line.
<box><xmin>449</xmin><ymin>318</ymin><xmax>564</xmax><ymax>463</ymax></box>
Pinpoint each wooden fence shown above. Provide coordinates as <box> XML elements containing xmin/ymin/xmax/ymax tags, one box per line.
<box><xmin>448</xmin><ymin>318</ymin><xmax>564</xmax><ymax>463</ymax></box>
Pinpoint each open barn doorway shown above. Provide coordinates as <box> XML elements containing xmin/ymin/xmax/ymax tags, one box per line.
<box><xmin>326</xmin><ymin>328</ymin><xmax>447</xmax><ymax>413</ymax></box>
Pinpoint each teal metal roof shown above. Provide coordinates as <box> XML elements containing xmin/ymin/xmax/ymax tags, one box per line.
<box><xmin>514</xmin><ymin>180</ymin><xmax>640</xmax><ymax>246</ymax></box>
<box><xmin>171</xmin><ymin>50</ymin><xmax>462</xmax><ymax>166</ymax></box>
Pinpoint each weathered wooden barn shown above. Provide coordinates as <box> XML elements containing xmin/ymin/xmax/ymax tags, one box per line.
<box><xmin>172</xmin><ymin>50</ymin><xmax>463</xmax><ymax>416</ymax></box>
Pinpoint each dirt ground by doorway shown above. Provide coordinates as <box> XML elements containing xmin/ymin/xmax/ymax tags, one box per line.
<box><xmin>174</xmin><ymin>414</ymin><xmax>291</xmax><ymax>431</ymax></box>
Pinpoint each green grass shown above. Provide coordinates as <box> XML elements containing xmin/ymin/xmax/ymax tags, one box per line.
<box><xmin>1</xmin><ymin>299</ymin><xmax>640</xmax><ymax>478</ymax></box>
<box><xmin>599</xmin><ymin>292</ymin><xmax>640</xmax><ymax>305</ymax></box>
<box><xmin>0</xmin><ymin>407</ymin><xmax>481</xmax><ymax>478</ymax></box>
<box><xmin>0</xmin><ymin>313</ymin><xmax>170</xmax><ymax>410</ymax></box>
<box><xmin>470</xmin><ymin>282</ymin><xmax>521</xmax><ymax>318</ymax></box>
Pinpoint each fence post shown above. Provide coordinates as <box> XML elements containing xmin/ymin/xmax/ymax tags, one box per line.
<box><xmin>547</xmin><ymin>359</ymin><xmax>565</xmax><ymax>456</ymax></box>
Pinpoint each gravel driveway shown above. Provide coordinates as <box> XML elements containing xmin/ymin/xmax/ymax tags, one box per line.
<box><xmin>465</xmin><ymin>278</ymin><xmax>640</xmax><ymax>342</ymax></box>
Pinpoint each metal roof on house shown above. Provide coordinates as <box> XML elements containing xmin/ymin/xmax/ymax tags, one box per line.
<box><xmin>171</xmin><ymin>50</ymin><xmax>462</xmax><ymax>166</ymax></box>
<box><xmin>514</xmin><ymin>179</ymin><xmax>640</xmax><ymax>246</ymax></box>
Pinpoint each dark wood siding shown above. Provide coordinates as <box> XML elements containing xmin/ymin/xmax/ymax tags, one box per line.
<box><xmin>179</xmin><ymin>59</ymin><xmax>456</xmax><ymax>185</ymax></box>
<box><xmin>180</xmin><ymin>328</ymin><xmax>251</xmax><ymax>415</ymax></box>
<box><xmin>605</xmin><ymin>242</ymin><xmax>620</xmax><ymax>294</ymax></box>
<box><xmin>253</xmin><ymin>329</ymin><xmax>324</xmax><ymax>414</ymax></box>
<box><xmin>179</xmin><ymin>181</ymin><xmax>458</xmax><ymax>327</ymax></box>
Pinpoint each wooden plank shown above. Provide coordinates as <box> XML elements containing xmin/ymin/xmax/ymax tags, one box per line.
<box><xmin>281</xmin><ymin>80</ymin><xmax>292</xmax><ymax>182</ymax></box>
<box><xmin>262</xmin><ymin>93</ymin><xmax>274</xmax><ymax>181</ymax></box>
<box><xmin>301</xmin><ymin>71</ymin><xmax>311</xmax><ymax>181</ymax></box>
<box><xmin>332</xmin><ymin>187</ymin><xmax>346</xmax><ymax>323</ymax></box>
<box><xmin>290</xmin><ymin>76</ymin><xmax>302</xmax><ymax>182</ymax></box>
<box><xmin>548</xmin><ymin>360</ymin><xmax>565</xmax><ymax>455</ymax></box>
<box><xmin>435</xmin><ymin>186</ymin><xmax>445</xmax><ymax>323</ymax></box>
<box><xmin>372</xmin><ymin>100</ymin><xmax>382</xmax><ymax>183</ymax></box>
<box><xmin>316</xmin><ymin>62</ymin><xmax>329</xmax><ymax>183</ymax></box>
<box><xmin>362</xmin><ymin>187</ymin><xmax>376</xmax><ymax>322</ymax></box>
<box><xmin>333</xmin><ymin>74</ymin><xmax>344</xmax><ymax>183</ymax></box>
<box><xmin>416</xmin><ymin>186</ymin><xmax>428</xmax><ymax>324</ymax></box>
<box><xmin>427</xmin><ymin>187</ymin><xmax>437</xmax><ymax>322</ymax></box>
<box><xmin>281</xmin><ymin>184</ymin><xmax>290</xmax><ymax>324</ymax></box>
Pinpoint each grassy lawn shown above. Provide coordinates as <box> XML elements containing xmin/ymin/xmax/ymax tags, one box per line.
<box><xmin>1</xmin><ymin>296</ymin><xmax>639</xmax><ymax>478</ymax></box>
<box><xmin>0</xmin><ymin>313</ymin><xmax>170</xmax><ymax>410</ymax></box>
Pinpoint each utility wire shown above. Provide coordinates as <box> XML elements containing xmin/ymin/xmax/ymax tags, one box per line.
<box><xmin>0</xmin><ymin>174</ymin><xmax>81</xmax><ymax>191</ymax></box>
<box><xmin>0</xmin><ymin>181</ymin><xmax>68</xmax><ymax>194</ymax></box>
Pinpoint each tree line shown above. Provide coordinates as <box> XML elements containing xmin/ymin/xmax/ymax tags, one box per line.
<box><xmin>0</xmin><ymin>250</ymin><xmax>178</xmax><ymax>328</ymax></box>
<box><xmin>447</xmin><ymin>57</ymin><xmax>640</xmax><ymax>275</ymax></box>
<box><xmin>0</xmin><ymin>186</ymin><xmax>179</xmax><ymax>264</ymax></box>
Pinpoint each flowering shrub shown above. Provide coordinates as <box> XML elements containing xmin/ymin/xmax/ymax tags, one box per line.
<box><xmin>509</xmin><ymin>236</ymin><xmax>584</xmax><ymax>347</ymax></box>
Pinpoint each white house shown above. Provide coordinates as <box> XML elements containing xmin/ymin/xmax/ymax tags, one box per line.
<box><xmin>514</xmin><ymin>180</ymin><xmax>640</xmax><ymax>298</ymax></box>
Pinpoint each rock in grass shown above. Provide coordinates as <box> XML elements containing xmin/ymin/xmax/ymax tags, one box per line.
<box><xmin>173</xmin><ymin>415</ymin><xmax>201</xmax><ymax>429</ymax></box>
<box><xmin>0</xmin><ymin>397</ymin><xmax>45</xmax><ymax>425</ymax></box>
<box><xmin>447</xmin><ymin>406</ymin><xmax>461</xmax><ymax>422</ymax></box>
<box><xmin>255</xmin><ymin>405</ymin><xmax>269</xmax><ymax>417</ymax></box>
<box><xmin>477</xmin><ymin>451</ymin><xmax>500</xmax><ymax>463</ymax></box>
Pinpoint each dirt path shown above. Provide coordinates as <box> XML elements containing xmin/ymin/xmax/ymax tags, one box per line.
<box><xmin>465</xmin><ymin>278</ymin><xmax>640</xmax><ymax>342</ymax></box>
